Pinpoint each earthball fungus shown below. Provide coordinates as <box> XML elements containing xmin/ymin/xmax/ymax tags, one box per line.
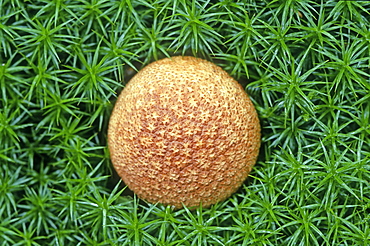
<box><xmin>108</xmin><ymin>56</ymin><xmax>260</xmax><ymax>209</ymax></box>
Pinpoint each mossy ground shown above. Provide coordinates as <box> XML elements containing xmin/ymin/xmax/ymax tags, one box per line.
<box><xmin>0</xmin><ymin>0</ymin><xmax>369</xmax><ymax>245</ymax></box>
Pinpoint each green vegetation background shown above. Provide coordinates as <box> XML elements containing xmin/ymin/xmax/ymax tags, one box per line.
<box><xmin>1</xmin><ymin>0</ymin><xmax>369</xmax><ymax>245</ymax></box>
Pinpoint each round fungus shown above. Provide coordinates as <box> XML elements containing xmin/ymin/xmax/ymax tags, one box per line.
<box><xmin>108</xmin><ymin>56</ymin><xmax>260</xmax><ymax>209</ymax></box>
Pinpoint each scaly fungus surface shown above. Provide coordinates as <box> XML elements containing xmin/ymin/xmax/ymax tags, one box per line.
<box><xmin>108</xmin><ymin>56</ymin><xmax>260</xmax><ymax>209</ymax></box>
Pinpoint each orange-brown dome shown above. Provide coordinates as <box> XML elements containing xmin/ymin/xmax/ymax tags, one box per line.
<box><xmin>108</xmin><ymin>56</ymin><xmax>260</xmax><ymax>209</ymax></box>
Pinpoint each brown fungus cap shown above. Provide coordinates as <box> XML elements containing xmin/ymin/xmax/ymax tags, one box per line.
<box><xmin>108</xmin><ymin>56</ymin><xmax>261</xmax><ymax>209</ymax></box>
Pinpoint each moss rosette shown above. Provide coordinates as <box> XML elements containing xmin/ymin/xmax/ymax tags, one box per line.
<box><xmin>108</xmin><ymin>56</ymin><xmax>260</xmax><ymax>208</ymax></box>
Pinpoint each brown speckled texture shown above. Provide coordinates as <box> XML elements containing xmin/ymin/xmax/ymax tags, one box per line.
<box><xmin>108</xmin><ymin>56</ymin><xmax>260</xmax><ymax>209</ymax></box>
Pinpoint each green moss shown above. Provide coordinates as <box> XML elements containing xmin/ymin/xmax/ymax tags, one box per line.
<box><xmin>0</xmin><ymin>0</ymin><xmax>369</xmax><ymax>245</ymax></box>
